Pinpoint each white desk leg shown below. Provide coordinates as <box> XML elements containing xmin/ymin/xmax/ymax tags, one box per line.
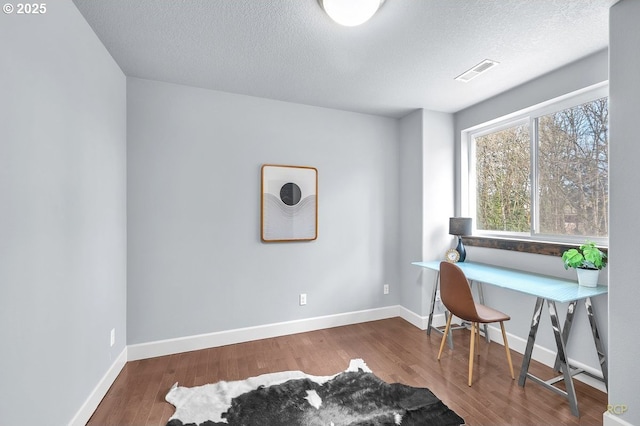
<box><xmin>519</xmin><ymin>297</ymin><xmax>544</xmax><ymax>387</ymax></box>
<box><xmin>426</xmin><ymin>271</ymin><xmax>439</xmax><ymax>336</ymax></box>
<box><xmin>520</xmin><ymin>298</ymin><xmax>580</xmax><ymax>417</ymax></box>
<box><xmin>475</xmin><ymin>281</ymin><xmax>490</xmax><ymax>343</ymax></box>
<box><xmin>552</xmin><ymin>298</ymin><xmax>607</xmax><ymax>391</ymax></box>
<box><xmin>585</xmin><ymin>297</ymin><xmax>608</xmax><ymax>390</ymax></box>
<box><xmin>553</xmin><ymin>300</ymin><xmax>578</xmax><ymax>372</ymax></box>
<box><xmin>426</xmin><ymin>271</ymin><xmax>455</xmax><ymax>349</ymax></box>
<box><xmin>547</xmin><ymin>300</ymin><xmax>580</xmax><ymax>417</ymax></box>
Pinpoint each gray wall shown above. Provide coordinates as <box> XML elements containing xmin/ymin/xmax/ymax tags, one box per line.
<box><xmin>0</xmin><ymin>1</ymin><xmax>127</xmax><ymax>425</ymax></box>
<box><xmin>399</xmin><ymin>111</ymin><xmax>425</xmax><ymax>314</ymax></box>
<box><xmin>399</xmin><ymin>110</ymin><xmax>454</xmax><ymax>317</ymax></box>
<box><xmin>452</xmin><ymin>49</ymin><xmax>610</xmax><ymax>373</ymax></box>
<box><xmin>609</xmin><ymin>0</ymin><xmax>640</xmax><ymax>424</ymax></box>
<box><xmin>126</xmin><ymin>77</ymin><xmax>400</xmax><ymax>344</ymax></box>
<box><xmin>1</xmin><ymin>1</ymin><xmax>627</xmax><ymax>423</ymax></box>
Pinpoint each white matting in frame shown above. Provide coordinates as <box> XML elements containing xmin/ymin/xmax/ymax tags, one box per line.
<box><xmin>261</xmin><ymin>165</ymin><xmax>318</xmax><ymax>242</ymax></box>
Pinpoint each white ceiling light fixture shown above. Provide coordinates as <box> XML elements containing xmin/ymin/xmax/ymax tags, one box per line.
<box><xmin>455</xmin><ymin>59</ymin><xmax>500</xmax><ymax>83</ymax></box>
<box><xmin>319</xmin><ymin>0</ymin><xmax>385</xmax><ymax>27</ymax></box>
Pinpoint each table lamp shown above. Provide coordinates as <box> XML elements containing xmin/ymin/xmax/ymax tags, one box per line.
<box><xmin>449</xmin><ymin>217</ymin><xmax>472</xmax><ymax>262</ymax></box>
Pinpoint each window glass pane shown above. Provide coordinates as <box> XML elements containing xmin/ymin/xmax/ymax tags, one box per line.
<box><xmin>474</xmin><ymin>123</ymin><xmax>531</xmax><ymax>232</ymax></box>
<box><xmin>537</xmin><ymin>97</ymin><xmax>608</xmax><ymax>237</ymax></box>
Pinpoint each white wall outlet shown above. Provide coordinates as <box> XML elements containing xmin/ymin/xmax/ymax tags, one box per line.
<box><xmin>383</xmin><ymin>284</ymin><xmax>389</xmax><ymax>295</ymax></box>
<box><xmin>299</xmin><ymin>293</ymin><xmax>307</xmax><ymax>306</ymax></box>
<box><xmin>110</xmin><ymin>328</ymin><xmax>115</xmax><ymax>347</ymax></box>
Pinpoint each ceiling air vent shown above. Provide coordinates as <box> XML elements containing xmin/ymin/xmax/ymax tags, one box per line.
<box><xmin>455</xmin><ymin>59</ymin><xmax>499</xmax><ymax>82</ymax></box>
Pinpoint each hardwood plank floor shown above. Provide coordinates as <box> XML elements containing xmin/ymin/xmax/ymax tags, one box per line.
<box><xmin>87</xmin><ymin>318</ymin><xmax>607</xmax><ymax>425</ymax></box>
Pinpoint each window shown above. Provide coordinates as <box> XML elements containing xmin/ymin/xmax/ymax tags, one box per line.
<box><xmin>474</xmin><ymin>120</ymin><xmax>531</xmax><ymax>234</ymax></box>
<box><xmin>466</xmin><ymin>85</ymin><xmax>608</xmax><ymax>243</ymax></box>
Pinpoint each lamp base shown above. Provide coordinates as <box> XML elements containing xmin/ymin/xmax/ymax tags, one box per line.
<box><xmin>456</xmin><ymin>236</ymin><xmax>467</xmax><ymax>262</ymax></box>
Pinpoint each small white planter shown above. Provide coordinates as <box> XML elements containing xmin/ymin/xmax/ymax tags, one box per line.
<box><xmin>576</xmin><ymin>268</ymin><xmax>600</xmax><ymax>287</ymax></box>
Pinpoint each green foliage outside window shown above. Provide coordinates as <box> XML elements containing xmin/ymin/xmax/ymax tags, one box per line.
<box><xmin>473</xmin><ymin>97</ymin><xmax>608</xmax><ymax>239</ymax></box>
<box><xmin>475</xmin><ymin>124</ymin><xmax>530</xmax><ymax>232</ymax></box>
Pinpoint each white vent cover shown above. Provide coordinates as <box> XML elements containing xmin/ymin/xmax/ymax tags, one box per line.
<box><xmin>455</xmin><ymin>59</ymin><xmax>499</xmax><ymax>82</ymax></box>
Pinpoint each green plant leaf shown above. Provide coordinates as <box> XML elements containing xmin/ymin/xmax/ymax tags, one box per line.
<box><xmin>562</xmin><ymin>248</ymin><xmax>584</xmax><ymax>270</ymax></box>
<box><xmin>562</xmin><ymin>241</ymin><xmax>607</xmax><ymax>270</ymax></box>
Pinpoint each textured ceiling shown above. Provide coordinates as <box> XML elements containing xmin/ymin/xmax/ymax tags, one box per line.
<box><xmin>72</xmin><ymin>0</ymin><xmax>615</xmax><ymax>118</ymax></box>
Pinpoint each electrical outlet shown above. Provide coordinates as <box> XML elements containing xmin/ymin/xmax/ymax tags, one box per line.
<box><xmin>299</xmin><ymin>293</ymin><xmax>307</xmax><ymax>306</ymax></box>
<box><xmin>110</xmin><ymin>328</ymin><xmax>115</xmax><ymax>347</ymax></box>
<box><xmin>383</xmin><ymin>284</ymin><xmax>389</xmax><ymax>295</ymax></box>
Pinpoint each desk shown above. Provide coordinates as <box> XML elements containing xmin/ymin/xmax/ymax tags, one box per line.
<box><xmin>412</xmin><ymin>260</ymin><xmax>608</xmax><ymax>417</ymax></box>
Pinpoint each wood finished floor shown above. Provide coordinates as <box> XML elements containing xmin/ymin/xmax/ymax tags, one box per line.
<box><xmin>88</xmin><ymin>317</ymin><xmax>607</xmax><ymax>425</ymax></box>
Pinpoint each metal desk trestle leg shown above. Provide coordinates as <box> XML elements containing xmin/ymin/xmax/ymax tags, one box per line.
<box><xmin>518</xmin><ymin>296</ymin><xmax>608</xmax><ymax>417</ymax></box>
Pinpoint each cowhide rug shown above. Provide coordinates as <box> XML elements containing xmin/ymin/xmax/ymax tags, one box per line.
<box><xmin>166</xmin><ymin>358</ymin><xmax>465</xmax><ymax>426</ymax></box>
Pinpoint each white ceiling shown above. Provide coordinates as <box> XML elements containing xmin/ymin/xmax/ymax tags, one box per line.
<box><xmin>72</xmin><ymin>0</ymin><xmax>615</xmax><ymax>118</ymax></box>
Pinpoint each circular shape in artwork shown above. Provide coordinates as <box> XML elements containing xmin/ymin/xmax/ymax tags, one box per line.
<box><xmin>280</xmin><ymin>182</ymin><xmax>302</xmax><ymax>206</ymax></box>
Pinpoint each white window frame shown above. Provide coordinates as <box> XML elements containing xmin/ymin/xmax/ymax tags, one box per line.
<box><xmin>461</xmin><ymin>82</ymin><xmax>609</xmax><ymax>245</ymax></box>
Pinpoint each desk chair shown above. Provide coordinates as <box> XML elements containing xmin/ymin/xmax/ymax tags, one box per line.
<box><xmin>437</xmin><ymin>261</ymin><xmax>515</xmax><ymax>386</ymax></box>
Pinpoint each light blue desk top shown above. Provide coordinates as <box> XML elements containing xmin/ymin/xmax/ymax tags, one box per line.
<box><xmin>412</xmin><ymin>260</ymin><xmax>608</xmax><ymax>303</ymax></box>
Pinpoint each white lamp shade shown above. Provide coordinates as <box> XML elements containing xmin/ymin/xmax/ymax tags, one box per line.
<box><xmin>320</xmin><ymin>0</ymin><xmax>383</xmax><ymax>26</ymax></box>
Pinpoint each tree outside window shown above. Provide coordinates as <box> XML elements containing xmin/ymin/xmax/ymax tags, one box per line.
<box><xmin>537</xmin><ymin>97</ymin><xmax>608</xmax><ymax>237</ymax></box>
<box><xmin>471</xmin><ymin>96</ymin><xmax>608</xmax><ymax>241</ymax></box>
<box><xmin>475</xmin><ymin>123</ymin><xmax>530</xmax><ymax>233</ymax></box>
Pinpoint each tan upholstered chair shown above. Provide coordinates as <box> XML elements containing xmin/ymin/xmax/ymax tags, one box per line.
<box><xmin>437</xmin><ymin>261</ymin><xmax>515</xmax><ymax>386</ymax></box>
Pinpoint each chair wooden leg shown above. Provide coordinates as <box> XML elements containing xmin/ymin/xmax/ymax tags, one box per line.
<box><xmin>500</xmin><ymin>322</ymin><xmax>515</xmax><ymax>379</ymax></box>
<box><xmin>438</xmin><ymin>313</ymin><xmax>454</xmax><ymax>360</ymax></box>
<box><xmin>468</xmin><ymin>322</ymin><xmax>476</xmax><ymax>386</ymax></box>
<box><xmin>475</xmin><ymin>322</ymin><xmax>480</xmax><ymax>357</ymax></box>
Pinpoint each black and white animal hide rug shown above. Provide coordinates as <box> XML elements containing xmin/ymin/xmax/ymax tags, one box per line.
<box><xmin>166</xmin><ymin>358</ymin><xmax>464</xmax><ymax>426</ymax></box>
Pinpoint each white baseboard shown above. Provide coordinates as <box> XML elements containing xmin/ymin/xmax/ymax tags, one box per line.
<box><xmin>397</xmin><ymin>306</ymin><xmax>448</xmax><ymax>330</ymax></box>
<box><xmin>68</xmin><ymin>347</ymin><xmax>127</xmax><ymax>426</ymax></box>
<box><xmin>128</xmin><ymin>305</ymin><xmax>402</xmax><ymax>361</ymax></box>
<box><xmin>603</xmin><ymin>411</ymin><xmax>634</xmax><ymax>426</ymax></box>
<box><xmin>397</xmin><ymin>305</ymin><xmax>428</xmax><ymax>329</ymax></box>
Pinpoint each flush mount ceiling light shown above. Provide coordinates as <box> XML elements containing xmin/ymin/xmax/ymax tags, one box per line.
<box><xmin>455</xmin><ymin>59</ymin><xmax>500</xmax><ymax>83</ymax></box>
<box><xmin>319</xmin><ymin>0</ymin><xmax>385</xmax><ymax>27</ymax></box>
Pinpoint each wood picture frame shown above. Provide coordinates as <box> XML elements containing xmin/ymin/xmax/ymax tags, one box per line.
<box><xmin>261</xmin><ymin>164</ymin><xmax>318</xmax><ymax>242</ymax></box>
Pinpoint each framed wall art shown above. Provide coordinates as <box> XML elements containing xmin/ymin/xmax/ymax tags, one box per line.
<box><xmin>261</xmin><ymin>164</ymin><xmax>318</xmax><ymax>242</ymax></box>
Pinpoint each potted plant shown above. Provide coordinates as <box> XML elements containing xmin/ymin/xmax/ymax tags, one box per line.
<box><xmin>561</xmin><ymin>241</ymin><xmax>607</xmax><ymax>287</ymax></box>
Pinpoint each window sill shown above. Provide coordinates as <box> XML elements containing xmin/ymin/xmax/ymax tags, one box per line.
<box><xmin>461</xmin><ymin>236</ymin><xmax>608</xmax><ymax>257</ymax></box>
